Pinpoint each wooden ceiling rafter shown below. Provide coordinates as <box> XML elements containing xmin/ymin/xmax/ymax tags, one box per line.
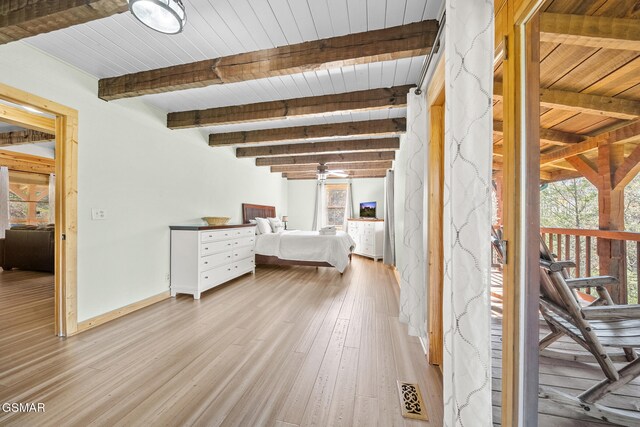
<box><xmin>0</xmin><ymin>0</ymin><xmax>128</xmax><ymax>45</ymax></box>
<box><xmin>494</xmin><ymin>82</ymin><xmax>640</xmax><ymax>120</ymax></box>
<box><xmin>540</xmin><ymin>119</ymin><xmax>640</xmax><ymax>166</ymax></box>
<box><xmin>284</xmin><ymin>169</ymin><xmax>388</xmax><ymax>180</ymax></box>
<box><xmin>0</xmin><ymin>130</ymin><xmax>55</xmax><ymax>147</ymax></box>
<box><xmin>168</xmin><ymin>86</ymin><xmax>413</xmax><ymax>129</ymax></box>
<box><xmin>0</xmin><ymin>149</ymin><xmax>54</xmax><ymax>175</ymax></box>
<box><xmin>98</xmin><ymin>21</ymin><xmax>438</xmax><ymax>101</ymax></box>
<box><xmin>493</xmin><ymin>120</ymin><xmax>586</xmax><ymax>146</ymax></box>
<box><xmin>256</xmin><ymin>151</ymin><xmax>396</xmax><ymax>167</ymax></box>
<box><xmin>236</xmin><ymin>138</ymin><xmax>399</xmax><ymax>158</ymax></box>
<box><xmin>613</xmin><ymin>144</ymin><xmax>640</xmax><ymax>190</ymax></box>
<box><xmin>210</xmin><ymin>118</ymin><xmax>406</xmax><ymax>146</ymax></box>
<box><xmin>566</xmin><ymin>155</ymin><xmax>601</xmax><ymax>188</ymax></box>
<box><xmin>540</xmin><ymin>13</ymin><xmax>640</xmax><ymax>52</ymax></box>
<box><xmin>271</xmin><ymin>160</ymin><xmax>393</xmax><ymax>173</ymax></box>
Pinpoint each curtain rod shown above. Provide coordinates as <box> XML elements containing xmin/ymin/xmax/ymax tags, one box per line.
<box><xmin>414</xmin><ymin>11</ymin><xmax>446</xmax><ymax>95</ymax></box>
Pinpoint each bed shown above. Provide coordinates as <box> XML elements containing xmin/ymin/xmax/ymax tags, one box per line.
<box><xmin>242</xmin><ymin>203</ymin><xmax>355</xmax><ymax>273</ymax></box>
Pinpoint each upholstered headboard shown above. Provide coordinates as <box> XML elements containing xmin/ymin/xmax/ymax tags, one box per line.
<box><xmin>242</xmin><ymin>203</ymin><xmax>276</xmax><ymax>224</ymax></box>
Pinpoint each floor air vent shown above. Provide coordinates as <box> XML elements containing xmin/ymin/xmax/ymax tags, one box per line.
<box><xmin>397</xmin><ymin>381</ymin><xmax>428</xmax><ymax>421</ymax></box>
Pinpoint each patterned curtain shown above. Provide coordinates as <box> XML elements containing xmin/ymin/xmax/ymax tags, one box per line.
<box><xmin>311</xmin><ymin>180</ymin><xmax>326</xmax><ymax>231</ymax></box>
<box><xmin>342</xmin><ymin>179</ymin><xmax>353</xmax><ymax>230</ymax></box>
<box><xmin>383</xmin><ymin>170</ymin><xmax>395</xmax><ymax>265</ymax></box>
<box><xmin>442</xmin><ymin>0</ymin><xmax>494</xmax><ymax>425</ymax></box>
<box><xmin>399</xmin><ymin>90</ymin><xmax>428</xmax><ymax>339</ymax></box>
<box><xmin>0</xmin><ymin>167</ymin><xmax>8</xmax><ymax>238</ymax></box>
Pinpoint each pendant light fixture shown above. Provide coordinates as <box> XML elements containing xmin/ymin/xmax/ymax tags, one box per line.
<box><xmin>128</xmin><ymin>0</ymin><xmax>186</xmax><ymax>35</ymax></box>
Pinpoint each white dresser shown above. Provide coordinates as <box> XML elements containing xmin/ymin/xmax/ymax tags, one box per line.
<box><xmin>170</xmin><ymin>224</ymin><xmax>256</xmax><ymax>299</ymax></box>
<box><xmin>347</xmin><ymin>219</ymin><xmax>384</xmax><ymax>261</ymax></box>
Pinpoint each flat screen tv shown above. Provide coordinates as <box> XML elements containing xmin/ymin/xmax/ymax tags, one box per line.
<box><xmin>359</xmin><ymin>202</ymin><xmax>377</xmax><ymax>218</ymax></box>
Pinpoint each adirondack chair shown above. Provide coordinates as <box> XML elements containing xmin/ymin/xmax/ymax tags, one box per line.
<box><xmin>538</xmin><ymin>240</ymin><xmax>640</xmax><ymax>425</ymax></box>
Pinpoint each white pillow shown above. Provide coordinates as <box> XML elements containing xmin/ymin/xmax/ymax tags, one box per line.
<box><xmin>249</xmin><ymin>219</ymin><xmax>261</xmax><ymax>235</ymax></box>
<box><xmin>255</xmin><ymin>217</ymin><xmax>272</xmax><ymax>234</ymax></box>
<box><xmin>268</xmin><ymin>217</ymin><xmax>284</xmax><ymax>233</ymax></box>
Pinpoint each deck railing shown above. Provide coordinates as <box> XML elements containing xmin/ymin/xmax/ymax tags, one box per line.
<box><xmin>541</xmin><ymin>227</ymin><xmax>640</xmax><ymax>304</ymax></box>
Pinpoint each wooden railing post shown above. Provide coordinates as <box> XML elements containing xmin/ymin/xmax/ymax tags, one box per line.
<box><xmin>575</xmin><ymin>235</ymin><xmax>581</xmax><ymax>278</ymax></box>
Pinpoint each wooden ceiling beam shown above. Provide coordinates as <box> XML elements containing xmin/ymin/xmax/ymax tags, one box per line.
<box><xmin>494</xmin><ymin>82</ymin><xmax>640</xmax><ymax>120</ymax></box>
<box><xmin>0</xmin><ymin>0</ymin><xmax>127</xmax><ymax>45</ymax></box>
<box><xmin>271</xmin><ymin>161</ymin><xmax>393</xmax><ymax>173</ymax></box>
<box><xmin>168</xmin><ymin>86</ymin><xmax>413</xmax><ymax>129</ymax></box>
<box><xmin>0</xmin><ymin>103</ymin><xmax>55</xmax><ymax>133</ymax></box>
<box><xmin>284</xmin><ymin>169</ymin><xmax>388</xmax><ymax>180</ymax></box>
<box><xmin>256</xmin><ymin>151</ymin><xmax>395</xmax><ymax>166</ymax></box>
<box><xmin>566</xmin><ymin>155</ymin><xmax>601</xmax><ymax>188</ymax></box>
<box><xmin>0</xmin><ymin>130</ymin><xmax>55</xmax><ymax>147</ymax></box>
<box><xmin>0</xmin><ymin>149</ymin><xmax>54</xmax><ymax>174</ymax></box>
<box><xmin>211</xmin><ymin>118</ymin><xmax>406</xmax><ymax>146</ymax></box>
<box><xmin>493</xmin><ymin>120</ymin><xmax>585</xmax><ymax>146</ymax></box>
<box><xmin>613</xmin><ymin>144</ymin><xmax>640</xmax><ymax>190</ymax></box>
<box><xmin>540</xmin><ymin>119</ymin><xmax>640</xmax><ymax>165</ymax></box>
<box><xmin>99</xmin><ymin>21</ymin><xmax>438</xmax><ymax>101</ymax></box>
<box><xmin>236</xmin><ymin>138</ymin><xmax>399</xmax><ymax>158</ymax></box>
<box><xmin>540</xmin><ymin>13</ymin><xmax>640</xmax><ymax>52</ymax></box>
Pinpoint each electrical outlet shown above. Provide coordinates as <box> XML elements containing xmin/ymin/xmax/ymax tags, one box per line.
<box><xmin>91</xmin><ymin>208</ymin><xmax>107</xmax><ymax>220</ymax></box>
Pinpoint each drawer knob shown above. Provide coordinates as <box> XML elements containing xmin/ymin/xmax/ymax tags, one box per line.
<box><xmin>204</xmin><ymin>276</ymin><xmax>208</xmax><ymax>279</ymax></box>
<box><xmin>204</xmin><ymin>247</ymin><xmax>208</xmax><ymax>250</ymax></box>
<box><xmin>227</xmin><ymin>255</ymin><xmax>231</xmax><ymax>258</ymax></box>
<box><xmin>204</xmin><ymin>261</ymin><xmax>208</xmax><ymax>264</ymax></box>
<box><xmin>227</xmin><ymin>268</ymin><xmax>231</xmax><ymax>271</ymax></box>
<box><xmin>227</xmin><ymin>243</ymin><xmax>231</xmax><ymax>246</ymax></box>
<box><xmin>235</xmin><ymin>266</ymin><xmax>238</xmax><ymax>268</ymax></box>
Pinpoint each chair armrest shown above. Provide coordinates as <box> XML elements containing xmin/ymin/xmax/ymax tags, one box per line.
<box><xmin>582</xmin><ymin>304</ymin><xmax>640</xmax><ymax>320</ymax></box>
<box><xmin>565</xmin><ymin>276</ymin><xmax>618</xmax><ymax>289</ymax></box>
<box><xmin>540</xmin><ymin>259</ymin><xmax>576</xmax><ymax>272</ymax></box>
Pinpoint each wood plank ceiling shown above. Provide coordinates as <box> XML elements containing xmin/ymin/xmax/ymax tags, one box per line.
<box><xmin>18</xmin><ymin>0</ymin><xmax>443</xmax><ymax>179</ymax></box>
<box><xmin>493</xmin><ymin>0</ymin><xmax>640</xmax><ymax>183</ymax></box>
<box><xmin>9</xmin><ymin>0</ymin><xmax>639</xmax><ymax>181</ymax></box>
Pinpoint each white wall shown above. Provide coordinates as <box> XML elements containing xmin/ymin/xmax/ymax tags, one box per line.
<box><xmin>287</xmin><ymin>178</ymin><xmax>385</xmax><ymax>230</ymax></box>
<box><xmin>0</xmin><ymin>42</ymin><xmax>288</xmax><ymax>322</ymax></box>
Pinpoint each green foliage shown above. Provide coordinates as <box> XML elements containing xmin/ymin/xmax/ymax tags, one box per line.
<box><xmin>541</xmin><ymin>175</ymin><xmax>640</xmax><ymax>304</ymax></box>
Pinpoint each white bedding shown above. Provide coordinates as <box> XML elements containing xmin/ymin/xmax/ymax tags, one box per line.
<box><xmin>254</xmin><ymin>230</ymin><xmax>356</xmax><ymax>273</ymax></box>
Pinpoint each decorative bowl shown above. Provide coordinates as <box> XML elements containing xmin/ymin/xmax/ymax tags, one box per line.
<box><xmin>202</xmin><ymin>216</ymin><xmax>231</xmax><ymax>226</ymax></box>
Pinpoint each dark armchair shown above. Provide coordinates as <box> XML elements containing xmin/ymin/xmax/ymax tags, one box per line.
<box><xmin>0</xmin><ymin>229</ymin><xmax>55</xmax><ymax>273</ymax></box>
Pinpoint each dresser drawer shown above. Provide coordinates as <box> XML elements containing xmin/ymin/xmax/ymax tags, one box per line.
<box><xmin>234</xmin><ymin>236</ymin><xmax>255</xmax><ymax>248</ymax></box>
<box><xmin>200</xmin><ymin>251</ymin><xmax>233</xmax><ymax>271</ymax></box>
<box><xmin>200</xmin><ymin>227</ymin><xmax>255</xmax><ymax>243</ymax></box>
<box><xmin>233</xmin><ymin>246</ymin><xmax>254</xmax><ymax>261</ymax></box>
<box><xmin>201</xmin><ymin>239</ymin><xmax>235</xmax><ymax>256</ymax></box>
<box><xmin>200</xmin><ymin>264</ymin><xmax>235</xmax><ymax>287</ymax></box>
<box><xmin>233</xmin><ymin>257</ymin><xmax>255</xmax><ymax>273</ymax></box>
<box><xmin>361</xmin><ymin>244</ymin><xmax>375</xmax><ymax>255</ymax></box>
<box><xmin>200</xmin><ymin>229</ymin><xmax>236</xmax><ymax>243</ymax></box>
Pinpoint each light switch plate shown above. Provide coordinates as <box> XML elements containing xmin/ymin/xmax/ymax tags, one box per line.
<box><xmin>91</xmin><ymin>208</ymin><xmax>107</xmax><ymax>220</ymax></box>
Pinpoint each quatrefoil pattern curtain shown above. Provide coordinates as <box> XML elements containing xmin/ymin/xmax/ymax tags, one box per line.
<box><xmin>442</xmin><ymin>0</ymin><xmax>494</xmax><ymax>425</ymax></box>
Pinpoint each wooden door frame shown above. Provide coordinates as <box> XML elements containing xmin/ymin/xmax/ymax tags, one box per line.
<box><xmin>496</xmin><ymin>0</ymin><xmax>544</xmax><ymax>425</ymax></box>
<box><xmin>426</xmin><ymin>55</ymin><xmax>445</xmax><ymax>366</ymax></box>
<box><xmin>0</xmin><ymin>82</ymin><xmax>78</xmax><ymax>337</ymax></box>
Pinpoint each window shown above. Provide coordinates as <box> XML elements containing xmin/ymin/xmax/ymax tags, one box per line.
<box><xmin>325</xmin><ymin>184</ymin><xmax>348</xmax><ymax>229</ymax></box>
<box><xmin>8</xmin><ymin>171</ymin><xmax>51</xmax><ymax>227</ymax></box>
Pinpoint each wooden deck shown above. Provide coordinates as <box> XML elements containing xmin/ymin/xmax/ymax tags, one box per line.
<box><xmin>491</xmin><ymin>270</ymin><xmax>640</xmax><ymax>426</ymax></box>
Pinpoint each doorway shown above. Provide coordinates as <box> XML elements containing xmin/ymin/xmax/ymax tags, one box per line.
<box><xmin>0</xmin><ymin>83</ymin><xmax>78</xmax><ymax>336</ymax></box>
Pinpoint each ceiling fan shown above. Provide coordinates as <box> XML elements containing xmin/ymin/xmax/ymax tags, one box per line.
<box><xmin>316</xmin><ymin>163</ymin><xmax>349</xmax><ymax>181</ymax></box>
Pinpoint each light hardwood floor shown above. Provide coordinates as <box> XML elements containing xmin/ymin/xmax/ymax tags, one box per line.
<box><xmin>0</xmin><ymin>257</ymin><xmax>443</xmax><ymax>426</ymax></box>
